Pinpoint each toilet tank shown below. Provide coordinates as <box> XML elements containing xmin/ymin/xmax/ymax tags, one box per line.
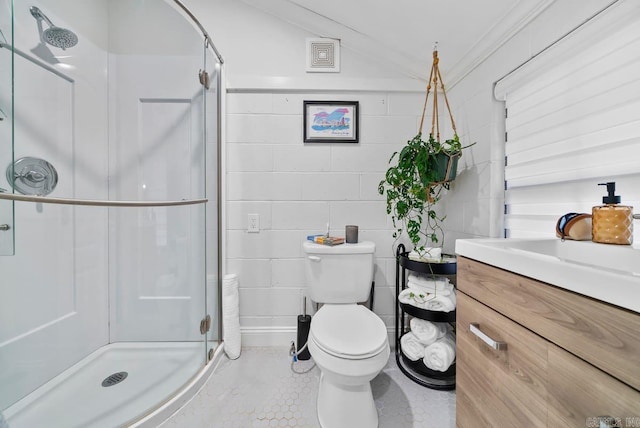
<box><xmin>303</xmin><ymin>241</ymin><xmax>375</xmax><ymax>304</ymax></box>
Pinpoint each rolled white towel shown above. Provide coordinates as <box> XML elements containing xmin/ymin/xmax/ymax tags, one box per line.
<box><xmin>400</xmin><ymin>332</ymin><xmax>425</xmax><ymax>361</ymax></box>
<box><xmin>222</xmin><ymin>274</ymin><xmax>241</xmax><ymax>360</ymax></box>
<box><xmin>407</xmin><ymin>279</ymin><xmax>453</xmax><ymax>296</ymax></box>
<box><xmin>410</xmin><ymin>318</ymin><xmax>447</xmax><ymax>345</ymax></box>
<box><xmin>408</xmin><ymin>247</ymin><xmax>442</xmax><ymax>262</ymax></box>
<box><xmin>408</xmin><ymin>273</ymin><xmax>451</xmax><ymax>292</ymax></box>
<box><xmin>398</xmin><ymin>288</ymin><xmax>429</xmax><ymax>309</ymax></box>
<box><xmin>423</xmin><ymin>332</ymin><xmax>456</xmax><ymax>372</ymax></box>
<box><xmin>423</xmin><ymin>289</ymin><xmax>457</xmax><ymax>312</ymax></box>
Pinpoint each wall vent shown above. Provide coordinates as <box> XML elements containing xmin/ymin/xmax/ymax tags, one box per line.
<box><xmin>306</xmin><ymin>38</ymin><xmax>340</xmax><ymax>73</ymax></box>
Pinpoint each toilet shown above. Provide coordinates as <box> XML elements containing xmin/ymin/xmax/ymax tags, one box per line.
<box><xmin>303</xmin><ymin>241</ymin><xmax>390</xmax><ymax>428</ymax></box>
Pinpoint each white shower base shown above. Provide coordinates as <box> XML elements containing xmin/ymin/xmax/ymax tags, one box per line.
<box><xmin>5</xmin><ymin>342</ymin><xmax>214</xmax><ymax>428</ymax></box>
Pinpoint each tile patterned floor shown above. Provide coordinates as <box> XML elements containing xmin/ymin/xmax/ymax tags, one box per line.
<box><xmin>160</xmin><ymin>347</ymin><xmax>455</xmax><ymax>428</ymax></box>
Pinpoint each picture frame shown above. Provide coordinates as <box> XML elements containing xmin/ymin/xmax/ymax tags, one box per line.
<box><xmin>303</xmin><ymin>101</ymin><xmax>359</xmax><ymax>143</ymax></box>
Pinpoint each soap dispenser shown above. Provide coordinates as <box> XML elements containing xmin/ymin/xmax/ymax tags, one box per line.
<box><xmin>592</xmin><ymin>182</ymin><xmax>633</xmax><ymax>245</ymax></box>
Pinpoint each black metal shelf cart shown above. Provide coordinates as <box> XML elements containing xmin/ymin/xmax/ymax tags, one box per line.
<box><xmin>395</xmin><ymin>243</ymin><xmax>456</xmax><ymax>390</ymax></box>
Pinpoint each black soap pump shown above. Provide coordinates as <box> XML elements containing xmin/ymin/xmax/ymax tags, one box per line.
<box><xmin>592</xmin><ymin>182</ymin><xmax>633</xmax><ymax>245</ymax></box>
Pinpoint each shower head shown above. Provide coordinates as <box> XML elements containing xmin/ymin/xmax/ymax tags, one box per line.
<box><xmin>30</xmin><ymin>6</ymin><xmax>78</xmax><ymax>50</ymax></box>
<box><xmin>43</xmin><ymin>26</ymin><xmax>78</xmax><ymax>50</ymax></box>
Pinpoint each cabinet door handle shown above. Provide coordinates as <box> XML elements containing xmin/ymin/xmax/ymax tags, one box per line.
<box><xmin>470</xmin><ymin>323</ymin><xmax>507</xmax><ymax>351</ymax></box>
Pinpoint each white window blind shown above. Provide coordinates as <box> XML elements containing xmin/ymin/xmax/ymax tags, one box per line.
<box><xmin>494</xmin><ymin>0</ymin><xmax>640</xmax><ymax>242</ymax></box>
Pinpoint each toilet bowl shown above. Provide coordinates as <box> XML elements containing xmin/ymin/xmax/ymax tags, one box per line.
<box><xmin>303</xmin><ymin>240</ymin><xmax>388</xmax><ymax>427</ymax></box>
<box><xmin>307</xmin><ymin>304</ymin><xmax>390</xmax><ymax>428</ymax></box>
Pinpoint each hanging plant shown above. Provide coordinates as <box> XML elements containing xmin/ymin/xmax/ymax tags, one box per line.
<box><xmin>378</xmin><ymin>48</ymin><xmax>474</xmax><ymax>255</ymax></box>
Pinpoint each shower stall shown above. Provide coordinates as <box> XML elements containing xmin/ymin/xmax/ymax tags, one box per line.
<box><xmin>0</xmin><ymin>1</ymin><xmax>222</xmax><ymax>427</ymax></box>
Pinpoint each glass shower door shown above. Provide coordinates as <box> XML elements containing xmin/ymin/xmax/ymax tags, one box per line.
<box><xmin>106</xmin><ymin>0</ymin><xmax>210</xmax><ymax>380</ymax></box>
<box><xmin>0</xmin><ymin>2</ymin><xmax>14</xmax><ymax>255</ymax></box>
<box><xmin>2</xmin><ymin>1</ymin><xmax>218</xmax><ymax>425</ymax></box>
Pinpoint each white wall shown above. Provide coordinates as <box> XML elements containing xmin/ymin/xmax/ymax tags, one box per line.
<box><xmin>185</xmin><ymin>0</ymin><xmax>438</xmax><ymax>344</ymax></box>
<box><xmin>225</xmin><ymin>91</ymin><xmax>427</xmax><ymax>342</ymax></box>
<box><xmin>444</xmin><ymin>0</ymin><xmax>617</xmax><ymax>242</ymax></box>
<box><xmin>0</xmin><ymin>0</ymin><xmax>110</xmax><ymax>408</ymax></box>
<box><xmin>184</xmin><ymin>0</ymin><xmax>621</xmax><ymax>345</ymax></box>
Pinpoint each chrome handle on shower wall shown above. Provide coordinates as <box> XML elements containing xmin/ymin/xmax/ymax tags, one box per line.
<box><xmin>0</xmin><ymin>186</ymin><xmax>12</xmax><ymax>231</ymax></box>
<box><xmin>16</xmin><ymin>170</ymin><xmax>47</xmax><ymax>183</ymax></box>
<box><xmin>6</xmin><ymin>157</ymin><xmax>58</xmax><ymax>196</ymax></box>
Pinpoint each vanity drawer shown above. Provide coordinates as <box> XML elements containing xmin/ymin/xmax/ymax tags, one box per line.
<box><xmin>457</xmin><ymin>291</ymin><xmax>548</xmax><ymax>427</ymax></box>
<box><xmin>457</xmin><ymin>257</ymin><xmax>640</xmax><ymax>391</ymax></box>
<box><xmin>548</xmin><ymin>343</ymin><xmax>640</xmax><ymax>426</ymax></box>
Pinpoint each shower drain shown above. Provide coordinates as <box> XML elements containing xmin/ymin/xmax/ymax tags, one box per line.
<box><xmin>101</xmin><ymin>371</ymin><xmax>128</xmax><ymax>387</ymax></box>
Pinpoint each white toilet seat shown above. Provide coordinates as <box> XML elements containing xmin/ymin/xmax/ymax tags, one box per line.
<box><xmin>310</xmin><ymin>304</ymin><xmax>388</xmax><ymax>360</ymax></box>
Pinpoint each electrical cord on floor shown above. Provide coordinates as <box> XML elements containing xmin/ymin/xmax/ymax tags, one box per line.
<box><xmin>291</xmin><ymin>359</ymin><xmax>316</xmax><ymax>374</ymax></box>
<box><xmin>289</xmin><ymin>341</ymin><xmax>316</xmax><ymax>374</ymax></box>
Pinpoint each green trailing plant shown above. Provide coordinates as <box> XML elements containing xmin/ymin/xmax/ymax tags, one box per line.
<box><xmin>378</xmin><ymin>132</ymin><xmax>472</xmax><ymax>254</ymax></box>
<box><xmin>378</xmin><ymin>48</ymin><xmax>476</xmax><ymax>257</ymax></box>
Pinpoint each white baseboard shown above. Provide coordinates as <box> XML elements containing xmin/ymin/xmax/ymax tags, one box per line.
<box><xmin>239</xmin><ymin>326</ymin><xmax>396</xmax><ymax>349</ymax></box>
<box><xmin>240</xmin><ymin>327</ymin><xmax>298</xmax><ymax>347</ymax></box>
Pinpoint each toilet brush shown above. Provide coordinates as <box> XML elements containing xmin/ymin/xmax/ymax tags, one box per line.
<box><xmin>296</xmin><ymin>297</ymin><xmax>311</xmax><ymax>360</ymax></box>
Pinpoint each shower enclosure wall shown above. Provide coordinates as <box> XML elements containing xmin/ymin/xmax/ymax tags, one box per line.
<box><xmin>0</xmin><ymin>1</ymin><xmax>222</xmax><ymax>427</ymax></box>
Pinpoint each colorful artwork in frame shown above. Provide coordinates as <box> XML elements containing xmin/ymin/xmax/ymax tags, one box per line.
<box><xmin>303</xmin><ymin>101</ymin><xmax>359</xmax><ymax>143</ymax></box>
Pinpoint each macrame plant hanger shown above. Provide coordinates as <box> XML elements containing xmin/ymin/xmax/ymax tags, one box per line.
<box><xmin>418</xmin><ymin>43</ymin><xmax>459</xmax><ymax>186</ymax></box>
<box><xmin>419</xmin><ymin>43</ymin><xmax>458</xmax><ymax>143</ymax></box>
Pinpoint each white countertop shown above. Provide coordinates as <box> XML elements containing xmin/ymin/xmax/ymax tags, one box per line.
<box><xmin>455</xmin><ymin>238</ymin><xmax>640</xmax><ymax>314</ymax></box>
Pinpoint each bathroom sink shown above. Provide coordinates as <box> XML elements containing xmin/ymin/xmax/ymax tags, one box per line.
<box><xmin>455</xmin><ymin>238</ymin><xmax>640</xmax><ymax>314</ymax></box>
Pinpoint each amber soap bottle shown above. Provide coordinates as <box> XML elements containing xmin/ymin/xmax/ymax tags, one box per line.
<box><xmin>592</xmin><ymin>182</ymin><xmax>633</xmax><ymax>245</ymax></box>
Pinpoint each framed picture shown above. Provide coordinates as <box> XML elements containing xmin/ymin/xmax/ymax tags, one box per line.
<box><xmin>303</xmin><ymin>101</ymin><xmax>359</xmax><ymax>143</ymax></box>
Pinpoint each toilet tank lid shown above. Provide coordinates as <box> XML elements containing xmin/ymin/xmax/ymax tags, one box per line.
<box><xmin>303</xmin><ymin>240</ymin><xmax>375</xmax><ymax>254</ymax></box>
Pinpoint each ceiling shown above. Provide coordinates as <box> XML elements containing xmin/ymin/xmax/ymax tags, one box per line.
<box><xmin>239</xmin><ymin>0</ymin><xmax>555</xmax><ymax>86</ymax></box>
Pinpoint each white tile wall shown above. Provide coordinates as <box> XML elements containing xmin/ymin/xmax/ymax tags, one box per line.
<box><xmin>226</xmin><ymin>90</ymin><xmax>425</xmax><ymax>340</ymax></box>
<box><xmin>272</xmin><ymin>202</ymin><xmax>330</xmax><ymax>229</ymax></box>
<box><xmin>226</xmin><ymin>144</ymin><xmax>273</xmax><ymax>172</ymax></box>
<box><xmin>300</xmin><ymin>174</ymin><xmax>359</xmax><ymax>201</ymax></box>
<box><xmin>273</xmin><ymin>145</ymin><xmax>331</xmax><ymax>172</ymax></box>
<box><xmin>219</xmin><ymin>0</ymin><xmax>613</xmax><ymax>344</ymax></box>
<box><xmin>271</xmin><ymin>259</ymin><xmax>306</xmax><ymax>288</ymax></box>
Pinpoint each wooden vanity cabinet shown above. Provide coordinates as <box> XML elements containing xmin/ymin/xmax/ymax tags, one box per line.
<box><xmin>456</xmin><ymin>257</ymin><xmax>640</xmax><ymax>427</ymax></box>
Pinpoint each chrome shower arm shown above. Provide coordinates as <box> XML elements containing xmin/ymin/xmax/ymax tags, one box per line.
<box><xmin>30</xmin><ymin>6</ymin><xmax>55</xmax><ymax>28</ymax></box>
